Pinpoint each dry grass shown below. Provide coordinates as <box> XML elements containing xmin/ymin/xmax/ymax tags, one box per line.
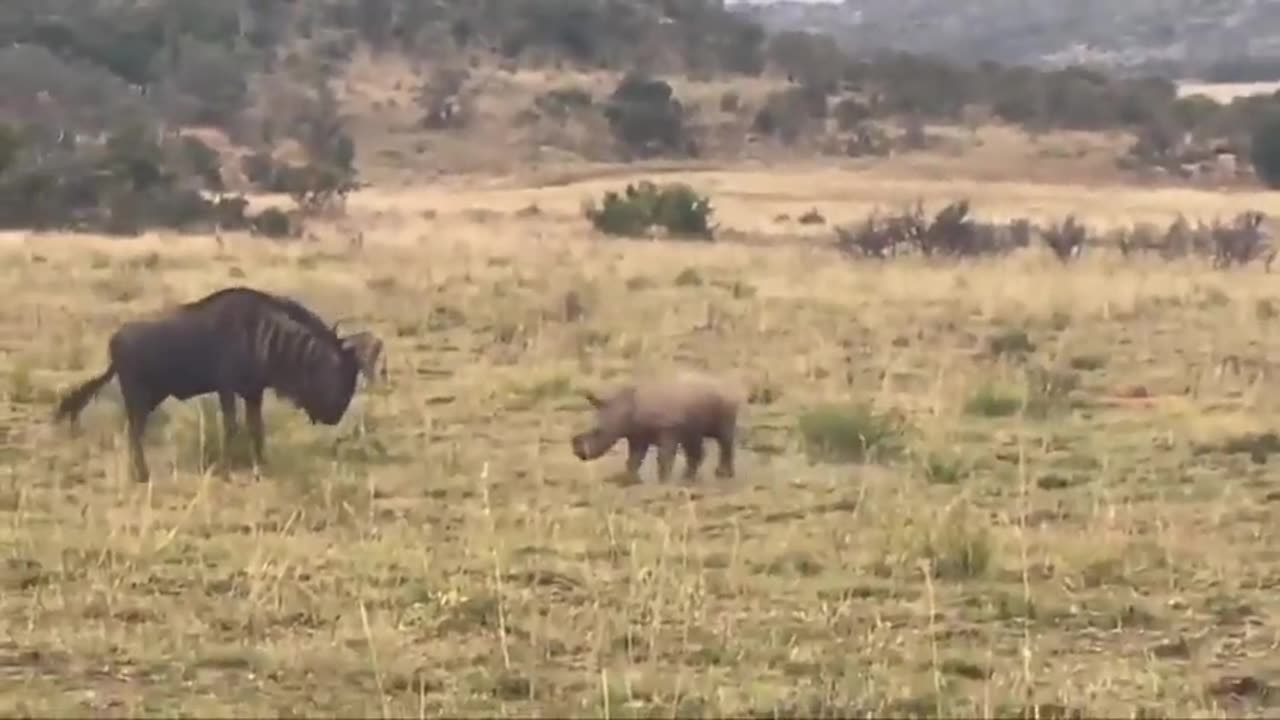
<box><xmin>5</xmin><ymin>165</ymin><xmax>1280</xmax><ymax>717</ymax></box>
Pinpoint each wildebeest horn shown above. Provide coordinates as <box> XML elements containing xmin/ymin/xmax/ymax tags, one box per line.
<box><xmin>341</xmin><ymin>330</ymin><xmax>385</xmax><ymax>383</ymax></box>
<box><xmin>330</xmin><ymin>316</ymin><xmax>358</xmax><ymax>334</ymax></box>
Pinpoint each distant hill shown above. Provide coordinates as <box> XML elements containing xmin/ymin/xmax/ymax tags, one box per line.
<box><xmin>735</xmin><ymin>0</ymin><xmax>1280</xmax><ymax>79</ymax></box>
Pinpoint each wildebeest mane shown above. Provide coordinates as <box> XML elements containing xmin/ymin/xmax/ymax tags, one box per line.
<box><xmin>184</xmin><ymin>287</ymin><xmax>354</xmax><ymax>417</ymax></box>
<box><xmin>183</xmin><ymin>286</ymin><xmax>342</xmax><ymax>344</ymax></box>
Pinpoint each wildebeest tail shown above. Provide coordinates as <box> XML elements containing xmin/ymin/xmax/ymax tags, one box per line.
<box><xmin>53</xmin><ymin>364</ymin><xmax>117</xmax><ymax>424</ymax></box>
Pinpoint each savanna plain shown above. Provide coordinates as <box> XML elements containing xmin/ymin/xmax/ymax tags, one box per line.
<box><xmin>6</xmin><ymin>157</ymin><xmax>1280</xmax><ymax>718</ymax></box>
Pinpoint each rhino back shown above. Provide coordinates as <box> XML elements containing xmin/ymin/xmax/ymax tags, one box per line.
<box><xmin>628</xmin><ymin>374</ymin><xmax>741</xmax><ymax>434</ymax></box>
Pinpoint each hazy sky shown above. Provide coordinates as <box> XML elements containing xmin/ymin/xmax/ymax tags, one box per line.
<box><xmin>726</xmin><ymin>0</ymin><xmax>841</xmax><ymax>4</ymax></box>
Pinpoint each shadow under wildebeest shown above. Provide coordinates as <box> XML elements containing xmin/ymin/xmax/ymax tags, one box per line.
<box><xmin>52</xmin><ymin>286</ymin><xmax>384</xmax><ymax>483</ymax></box>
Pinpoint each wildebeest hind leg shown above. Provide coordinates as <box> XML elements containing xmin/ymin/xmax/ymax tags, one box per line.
<box><xmin>245</xmin><ymin>390</ymin><xmax>266</xmax><ymax>480</ymax></box>
<box><xmin>121</xmin><ymin>382</ymin><xmax>158</xmax><ymax>484</ymax></box>
<box><xmin>217</xmin><ymin>390</ymin><xmax>238</xmax><ymax>480</ymax></box>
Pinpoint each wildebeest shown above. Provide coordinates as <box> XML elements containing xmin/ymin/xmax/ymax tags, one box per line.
<box><xmin>53</xmin><ymin>286</ymin><xmax>385</xmax><ymax>483</ymax></box>
<box><xmin>570</xmin><ymin>372</ymin><xmax>742</xmax><ymax>483</ymax></box>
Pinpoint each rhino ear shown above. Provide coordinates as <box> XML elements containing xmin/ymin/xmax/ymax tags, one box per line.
<box><xmin>582</xmin><ymin>389</ymin><xmax>605</xmax><ymax>408</ymax></box>
<box><xmin>341</xmin><ymin>331</ymin><xmax>385</xmax><ymax>383</ymax></box>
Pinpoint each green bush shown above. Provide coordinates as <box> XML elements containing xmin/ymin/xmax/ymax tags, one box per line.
<box><xmin>251</xmin><ymin>207</ymin><xmax>295</xmax><ymax>238</ymax></box>
<box><xmin>797</xmin><ymin>403</ymin><xmax>911</xmax><ymax>464</ymax></box>
<box><xmin>0</xmin><ymin>121</ymin><xmax>254</xmax><ymax>235</ymax></box>
<box><xmin>964</xmin><ymin>382</ymin><xmax>1023</xmax><ymax>418</ymax></box>
<box><xmin>584</xmin><ymin>181</ymin><xmax>715</xmax><ymax>240</ymax></box>
<box><xmin>915</xmin><ymin>503</ymin><xmax>993</xmax><ymax>581</ymax></box>
<box><xmin>602</xmin><ymin>73</ymin><xmax>689</xmax><ymax>158</ymax></box>
<box><xmin>964</xmin><ymin>366</ymin><xmax>1079</xmax><ymax>420</ymax></box>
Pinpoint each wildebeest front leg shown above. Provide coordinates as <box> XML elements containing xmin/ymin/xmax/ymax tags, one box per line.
<box><xmin>655</xmin><ymin>431</ymin><xmax>679</xmax><ymax>483</ymax></box>
<box><xmin>625</xmin><ymin>437</ymin><xmax>650</xmax><ymax>481</ymax></box>
<box><xmin>217</xmin><ymin>390</ymin><xmax>238</xmax><ymax>479</ymax></box>
<box><xmin>681</xmin><ymin>434</ymin><xmax>705</xmax><ymax>482</ymax></box>
<box><xmin>714</xmin><ymin>424</ymin><xmax>736</xmax><ymax>479</ymax></box>
<box><xmin>244</xmin><ymin>389</ymin><xmax>266</xmax><ymax>480</ymax></box>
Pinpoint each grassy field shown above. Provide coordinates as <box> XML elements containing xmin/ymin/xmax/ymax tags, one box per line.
<box><xmin>4</xmin><ymin>164</ymin><xmax>1280</xmax><ymax>717</ymax></box>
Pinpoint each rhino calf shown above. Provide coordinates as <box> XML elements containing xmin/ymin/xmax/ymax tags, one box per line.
<box><xmin>570</xmin><ymin>373</ymin><xmax>742</xmax><ymax>483</ymax></box>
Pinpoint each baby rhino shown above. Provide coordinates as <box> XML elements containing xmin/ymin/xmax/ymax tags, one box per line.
<box><xmin>570</xmin><ymin>373</ymin><xmax>741</xmax><ymax>483</ymax></box>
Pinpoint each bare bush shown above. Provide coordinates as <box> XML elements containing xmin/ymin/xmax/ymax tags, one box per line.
<box><xmin>830</xmin><ymin>200</ymin><xmax>1272</xmax><ymax>270</ymax></box>
<box><xmin>834</xmin><ymin>211</ymin><xmax>903</xmax><ymax>259</ymax></box>
<box><xmin>1041</xmin><ymin>216</ymin><xmax>1088</xmax><ymax>263</ymax></box>
<box><xmin>835</xmin><ymin>200</ymin><xmax>1029</xmax><ymax>260</ymax></box>
<box><xmin>1210</xmin><ymin>211</ymin><xmax>1274</xmax><ymax>270</ymax></box>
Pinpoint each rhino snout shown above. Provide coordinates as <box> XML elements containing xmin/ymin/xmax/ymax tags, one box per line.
<box><xmin>572</xmin><ymin>431</ymin><xmax>610</xmax><ymax>461</ymax></box>
<box><xmin>570</xmin><ymin>433</ymin><xmax>590</xmax><ymax>460</ymax></box>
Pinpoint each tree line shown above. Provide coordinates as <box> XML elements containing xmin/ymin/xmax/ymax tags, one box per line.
<box><xmin>4</xmin><ymin>0</ymin><xmax>1280</xmax><ymax>236</ymax></box>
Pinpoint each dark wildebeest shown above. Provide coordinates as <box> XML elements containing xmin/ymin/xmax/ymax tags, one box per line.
<box><xmin>570</xmin><ymin>372</ymin><xmax>742</xmax><ymax>483</ymax></box>
<box><xmin>53</xmin><ymin>286</ymin><xmax>385</xmax><ymax>483</ymax></box>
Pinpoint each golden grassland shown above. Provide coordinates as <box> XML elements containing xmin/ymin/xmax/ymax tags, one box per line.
<box><xmin>6</xmin><ymin>162</ymin><xmax>1280</xmax><ymax>717</ymax></box>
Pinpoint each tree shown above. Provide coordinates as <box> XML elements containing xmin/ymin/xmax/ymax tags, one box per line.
<box><xmin>602</xmin><ymin>73</ymin><xmax>688</xmax><ymax>159</ymax></box>
<box><xmin>1250</xmin><ymin>111</ymin><xmax>1280</xmax><ymax>189</ymax></box>
<box><xmin>0</xmin><ymin>124</ymin><xmax>19</xmax><ymax>174</ymax></box>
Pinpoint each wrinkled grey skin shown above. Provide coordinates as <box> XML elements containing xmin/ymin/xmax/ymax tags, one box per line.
<box><xmin>570</xmin><ymin>374</ymin><xmax>741</xmax><ymax>483</ymax></box>
<box><xmin>53</xmin><ymin>286</ymin><xmax>384</xmax><ymax>483</ymax></box>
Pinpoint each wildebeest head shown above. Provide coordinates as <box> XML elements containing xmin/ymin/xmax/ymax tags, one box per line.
<box><xmin>279</xmin><ymin>319</ymin><xmax>385</xmax><ymax>426</ymax></box>
<box><xmin>570</xmin><ymin>388</ymin><xmax>631</xmax><ymax>461</ymax></box>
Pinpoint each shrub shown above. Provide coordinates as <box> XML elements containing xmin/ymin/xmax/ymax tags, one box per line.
<box><xmin>797</xmin><ymin>403</ymin><xmax>911</xmax><ymax>464</ymax></box>
<box><xmin>584</xmin><ymin>181</ymin><xmax>715</xmax><ymax>240</ymax></box>
<box><xmin>251</xmin><ymin>207</ymin><xmax>295</xmax><ymax>238</ymax></box>
<box><xmin>534</xmin><ymin>87</ymin><xmax>593</xmax><ymax>121</ymax></box>
<box><xmin>1250</xmin><ymin>110</ymin><xmax>1280</xmax><ymax>189</ymax></box>
<box><xmin>753</xmin><ymin>86</ymin><xmax>826</xmax><ymax>143</ymax></box>
<box><xmin>915</xmin><ymin>503</ymin><xmax>993</xmax><ymax>581</ymax></box>
<box><xmin>602</xmin><ymin>73</ymin><xmax>689</xmax><ymax>158</ymax></box>
<box><xmin>1041</xmin><ymin>215</ymin><xmax>1089</xmax><ymax>263</ymax></box>
<box><xmin>965</xmin><ymin>366</ymin><xmax>1078</xmax><ymax>420</ymax></box>
<box><xmin>964</xmin><ymin>382</ymin><xmax>1023</xmax><ymax>418</ymax></box>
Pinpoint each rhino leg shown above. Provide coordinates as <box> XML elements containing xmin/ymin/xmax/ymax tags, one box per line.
<box><xmin>217</xmin><ymin>390</ymin><xmax>238</xmax><ymax>479</ymax></box>
<box><xmin>244</xmin><ymin>389</ymin><xmax>266</xmax><ymax>479</ymax></box>
<box><xmin>714</xmin><ymin>424</ymin><xmax>735</xmax><ymax>479</ymax></box>
<box><xmin>655</xmin><ymin>431</ymin><xmax>679</xmax><ymax>483</ymax></box>
<box><xmin>624</xmin><ymin>437</ymin><xmax>650</xmax><ymax>480</ymax></box>
<box><xmin>681</xmin><ymin>434</ymin><xmax>705</xmax><ymax>481</ymax></box>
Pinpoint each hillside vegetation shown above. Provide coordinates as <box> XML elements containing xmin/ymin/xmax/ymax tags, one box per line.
<box><xmin>6</xmin><ymin>0</ymin><xmax>1280</xmax><ymax>239</ymax></box>
<box><xmin>742</xmin><ymin>0</ymin><xmax>1280</xmax><ymax>80</ymax></box>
